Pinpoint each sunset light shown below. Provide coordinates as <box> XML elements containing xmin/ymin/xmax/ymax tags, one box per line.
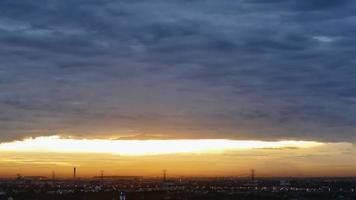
<box><xmin>0</xmin><ymin>136</ymin><xmax>323</xmax><ymax>156</ymax></box>
<box><xmin>1</xmin><ymin>1</ymin><xmax>356</xmax><ymax>198</ymax></box>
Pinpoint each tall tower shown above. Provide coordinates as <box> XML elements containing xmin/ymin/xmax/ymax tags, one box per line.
<box><xmin>52</xmin><ymin>171</ymin><xmax>55</xmax><ymax>181</ymax></box>
<box><xmin>251</xmin><ymin>169</ymin><xmax>255</xmax><ymax>182</ymax></box>
<box><xmin>100</xmin><ymin>170</ymin><xmax>104</xmax><ymax>184</ymax></box>
<box><xmin>163</xmin><ymin>169</ymin><xmax>167</xmax><ymax>182</ymax></box>
<box><xmin>73</xmin><ymin>167</ymin><xmax>77</xmax><ymax>179</ymax></box>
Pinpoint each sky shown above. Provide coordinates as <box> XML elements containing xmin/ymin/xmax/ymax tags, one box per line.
<box><xmin>0</xmin><ymin>0</ymin><xmax>356</xmax><ymax>177</ymax></box>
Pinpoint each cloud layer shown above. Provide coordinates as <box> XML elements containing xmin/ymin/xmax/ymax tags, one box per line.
<box><xmin>1</xmin><ymin>0</ymin><xmax>356</xmax><ymax>142</ymax></box>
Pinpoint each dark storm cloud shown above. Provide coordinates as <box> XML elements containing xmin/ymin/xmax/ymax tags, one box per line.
<box><xmin>0</xmin><ymin>0</ymin><xmax>356</xmax><ymax>142</ymax></box>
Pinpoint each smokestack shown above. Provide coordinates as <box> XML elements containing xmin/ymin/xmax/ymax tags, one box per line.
<box><xmin>100</xmin><ymin>170</ymin><xmax>104</xmax><ymax>184</ymax></box>
<box><xmin>163</xmin><ymin>169</ymin><xmax>167</xmax><ymax>182</ymax></box>
<box><xmin>73</xmin><ymin>167</ymin><xmax>76</xmax><ymax>179</ymax></box>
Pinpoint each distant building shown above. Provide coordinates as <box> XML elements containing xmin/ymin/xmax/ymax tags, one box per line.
<box><xmin>280</xmin><ymin>180</ymin><xmax>291</xmax><ymax>187</ymax></box>
<box><xmin>119</xmin><ymin>192</ymin><xmax>126</xmax><ymax>200</ymax></box>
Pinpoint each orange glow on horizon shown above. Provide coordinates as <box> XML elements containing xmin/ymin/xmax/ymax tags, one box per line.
<box><xmin>0</xmin><ymin>135</ymin><xmax>323</xmax><ymax>156</ymax></box>
<box><xmin>0</xmin><ymin>136</ymin><xmax>355</xmax><ymax>178</ymax></box>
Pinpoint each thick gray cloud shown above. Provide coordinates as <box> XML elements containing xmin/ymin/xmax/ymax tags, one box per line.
<box><xmin>0</xmin><ymin>0</ymin><xmax>356</xmax><ymax>142</ymax></box>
